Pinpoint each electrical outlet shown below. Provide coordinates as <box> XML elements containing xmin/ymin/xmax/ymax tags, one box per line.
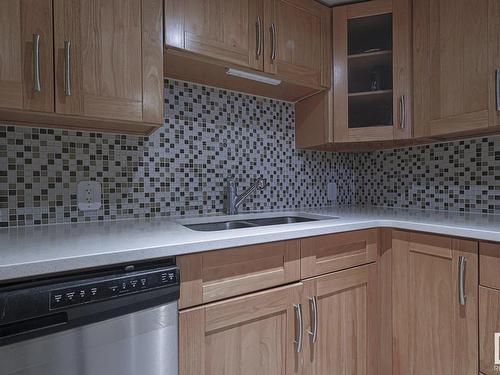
<box><xmin>327</xmin><ymin>182</ymin><xmax>337</xmax><ymax>203</ymax></box>
<box><xmin>77</xmin><ymin>181</ymin><xmax>101</xmax><ymax>211</ymax></box>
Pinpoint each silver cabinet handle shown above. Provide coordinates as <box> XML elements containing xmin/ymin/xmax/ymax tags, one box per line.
<box><xmin>307</xmin><ymin>296</ymin><xmax>318</xmax><ymax>344</ymax></box>
<box><xmin>33</xmin><ymin>34</ymin><xmax>41</xmax><ymax>92</ymax></box>
<box><xmin>270</xmin><ymin>23</ymin><xmax>277</xmax><ymax>61</ymax></box>
<box><xmin>496</xmin><ymin>69</ymin><xmax>500</xmax><ymax>112</ymax></box>
<box><xmin>256</xmin><ymin>16</ymin><xmax>262</xmax><ymax>57</ymax></box>
<box><xmin>293</xmin><ymin>304</ymin><xmax>303</xmax><ymax>353</ymax></box>
<box><xmin>399</xmin><ymin>95</ymin><xmax>406</xmax><ymax>129</ymax></box>
<box><xmin>459</xmin><ymin>256</ymin><xmax>467</xmax><ymax>306</ymax></box>
<box><xmin>64</xmin><ymin>41</ymin><xmax>72</xmax><ymax>96</ymax></box>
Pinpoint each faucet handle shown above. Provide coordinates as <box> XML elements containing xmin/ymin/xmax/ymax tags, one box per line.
<box><xmin>256</xmin><ymin>177</ymin><xmax>267</xmax><ymax>189</ymax></box>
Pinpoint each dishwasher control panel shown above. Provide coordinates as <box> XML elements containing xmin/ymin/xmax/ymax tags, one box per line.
<box><xmin>49</xmin><ymin>267</ymin><xmax>179</xmax><ymax>310</ymax></box>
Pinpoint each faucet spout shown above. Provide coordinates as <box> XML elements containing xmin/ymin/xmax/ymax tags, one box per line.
<box><xmin>225</xmin><ymin>177</ymin><xmax>266</xmax><ymax>215</ymax></box>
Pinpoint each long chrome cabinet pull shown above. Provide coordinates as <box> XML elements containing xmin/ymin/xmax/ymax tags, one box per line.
<box><xmin>256</xmin><ymin>17</ymin><xmax>262</xmax><ymax>57</ymax></box>
<box><xmin>293</xmin><ymin>304</ymin><xmax>303</xmax><ymax>353</ymax></box>
<box><xmin>458</xmin><ymin>256</ymin><xmax>467</xmax><ymax>306</ymax></box>
<box><xmin>33</xmin><ymin>34</ymin><xmax>41</xmax><ymax>92</ymax></box>
<box><xmin>307</xmin><ymin>296</ymin><xmax>318</xmax><ymax>344</ymax></box>
<box><xmin>399</xmin><ymin>95</ymin><xmax>406</xmax><ymax>129</ymax></box>
<box><xmin>271</xmin><ymin>23</ymin><xmax>277</xmax><ymax>61</ymax></box>
<box><xmin>496</xmin><ymin>69</ymin><xmax>500</xmax><ymax>112</ymax></box>
<box><xmin>64</xmin><ymin>41</ymin><xmax>72</xmax><ymax>96</ymax></box>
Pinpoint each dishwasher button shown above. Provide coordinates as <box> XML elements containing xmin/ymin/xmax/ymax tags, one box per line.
<box><xmin>50</xmin><ymin>292</ymin><xmax>65</xmax><ymax>309</ymax></box>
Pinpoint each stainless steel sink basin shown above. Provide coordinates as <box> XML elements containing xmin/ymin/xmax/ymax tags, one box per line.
<box><xmin>183</xmin><ymin>215</ymin><xmax>331</xmax><ymax>231</ymax></box>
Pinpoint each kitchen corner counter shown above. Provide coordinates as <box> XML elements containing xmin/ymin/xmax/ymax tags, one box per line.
<box><xmin>2</xmin><ymin>206</ymin><xmax>500</xmax><ymax>283</ymax></box>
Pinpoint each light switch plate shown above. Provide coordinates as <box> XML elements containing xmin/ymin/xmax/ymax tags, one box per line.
<box><xmin>77</xmin><ymin>181</ymin><xmax>102</xmax><ymax>211</ymax></box>
<box><xmin>327</xmin><ymin>182</ymin><xmax>337</xmax><ymax>203</ymax></box>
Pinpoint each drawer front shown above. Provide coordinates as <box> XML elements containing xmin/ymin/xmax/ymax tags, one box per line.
<box><xmin>480</xmin><ymin>242</ymin><xmax>500</xmax><ymax>290</ymax></box>
<box><xmin>300</xmin><ymin>229</ymin><xmax>378</xmax><ymax>279</ymax></box>
<box><xmin>177</xmin><ymin>240</ymin><xmax>301</xmax><ymax>309</ymax></box>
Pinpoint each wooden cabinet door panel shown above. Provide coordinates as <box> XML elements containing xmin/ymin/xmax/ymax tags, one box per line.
<box><xmin>165</xmin><ymin>0</ymin><xmax>263</xmax><ymax>70</ymax></box>
<box><xmin>413</xmin><ymin>0</ymin><xmax>497</xmax><ymax>136</ymax></box>
<box><xmin>179</xmin><ymin>283</ymin><xmax>303</xmax><ymax>375</ymax></box>
<box><xmin>300</xmin><ymin>229</ymin><xmax>378</xmax><ymax>279</ymax></box>
<box><xmin>0</xmin><ymin>0</ymin><xmax>53</xmax><ymax>111</ymax></box>
<box><xmin>479</xmin><ymin>286</ymin><xmax>500</xmax><ymax>375</ymax></box>
<box><xmin>264</xmin><ymin>0</ymin><xmax>331</xmax><ymax>88</ymax></box>
<box><xmin>54</xmin><ymin>0</ymin><xmax>163</xmax><ymax>123</ymax></box>
<box><xmin>303</xmin><ymin>263</ymin><xmax>378</xmax><ymax>375</ymax></box>
<box><xmin>177</xmin><ymin>239</ymin><xmax>301</xmax><ymax>309</ymax></box>
<box><xmin>392</xmin><ymin>230</ymin><xmax>478</xmax><ymax>375</ymax></box>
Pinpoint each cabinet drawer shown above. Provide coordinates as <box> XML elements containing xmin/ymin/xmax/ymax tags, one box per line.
<box><xmin>177</xmin><ymin>240</ymin><xmax>301</xmax><ymax>309</ymax></box>
<box><xmin>300</xmin><ymin>229</ymin><xmax>378</xmax><ymax>279</ymax></box>
<box><xmin>480</xmin><ymin>242</ymin><xmax>500</xmax><ymax>290</ymax></box>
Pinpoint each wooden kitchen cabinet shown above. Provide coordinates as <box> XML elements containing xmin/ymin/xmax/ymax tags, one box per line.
<box><xmin>392</xmin><ymin>230</ymin><xmax>478</xmax><ymax>375</ymax></box>
<box><xmin>263</xmin><ymin>0</ymin><xmax>331</xmax><ymax>88</ymax></box>
<box><xmin>163</xmin><ymin>0</ymin><xmax>331</xmax><ymax>101</ymax></box>
<box><xmin>479</xmin><ymin>286</ymin><xmax>500</xmax><ymax>375</ymax></box>
<box><xmin>413</xmin><ymin>0</ymin><xmax>500</xmax><ymax>138</ymax></box>
<box><xmin>53</xmin><ymin>0</ymin><xmax>164</xmax><ymax>124</ymax></box>
<box><xmin>302</xmin><ymin>263</ymin><xmax>378</xmax><ymax>375</ymax></box>
<box><xmin>179</xmin><ymin>283</ymin><xmax>303</xmax><ymax>375</ymax></box>
<box><xmin>164</xmin><ymin>0</ymin><xmax>264</xmax><ymax>71</ymax></box>
<box><xmin>296</xmin><ymin>0</ymin><xmax>412</xmax><ymax>149</ymax></box>
<box><xmin>0</xmin><ymin>0</ymin><xmax>54</xmax><ymax>112</ymax></box>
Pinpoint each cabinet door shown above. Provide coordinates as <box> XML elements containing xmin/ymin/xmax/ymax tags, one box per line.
<box><xmin>165</xmin><ymin>0</ymin><xmax>264</xmax><ymax>71</ymax></box>
<box><xmin>479</xmin><ymin>286</ymin><xmax>500</xmax><ymax>375</ymax></box>
<box><xmin>0</xmin><ymin>0</ymin><xmax>53</xmax><ymax>111</ymax></box>
<box><xmin>179</xmin><ymin>283</ymin><xmax>303</xmax><ymax>375</ymax></box>
<box><xmin>302</xmin><ymin>264</ymin><xmax>378</xmax><ymax>375</ymax></box>
<box><xmin>332</xmin><ymin>0</ymin><xmax>412</xmax><ymax>143</ymax></box>
<box><xmin>264</xmin><ymin>0</ymin><xmax>331</xmax><ymax>88</ymax></box>
<box><xmin>392</xmin><ymin>230</ymin><xmax>478</xmax><ymax>375</ymax></box>
<box><xmin>53</xmin><ymin>0</ymin><xmax>163</xmax><ymax>124</ymax></box>
<box><xmin>413</xmin><ymin>0</ymin><xmax>499</xmax><ymax>137</ymax></box>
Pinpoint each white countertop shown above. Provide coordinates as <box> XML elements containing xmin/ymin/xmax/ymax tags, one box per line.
<box><xmin>2</xmin><ymin>206</ymin><xmax>500</xmax><ymax>283</ymax></box>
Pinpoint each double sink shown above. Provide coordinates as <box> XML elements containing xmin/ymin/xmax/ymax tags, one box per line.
<box><xmin>183</xmin><ymin>215</ymin><xmax>337</xmax><ymax>232</ymax></box>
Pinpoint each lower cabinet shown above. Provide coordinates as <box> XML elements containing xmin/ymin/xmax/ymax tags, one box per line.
<box><xmin>302</xmin><ymin>263</ymin><xmax>378</xmax><ymax>375</ymax></box>
<box><xmin>179</xmin><ymin>262</ymin><xmax>378</xmax><ymax>375</ymax></box>
<box><xmin>480</xmin><ymin>286</ymin><xmax>500</xmax><ymax>375</ymax></box>
<box><xmin>179</xmin><ymin>283</ymin><xmax>303</xmax><ymax>375</ymax></box>
<box><xmin>392</xmin><ymin>230</ymin><xmax>478</xmax><ymax>375</ymax></box>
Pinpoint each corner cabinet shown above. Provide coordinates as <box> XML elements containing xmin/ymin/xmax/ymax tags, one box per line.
<box><xmin>0</xmin><ymin>0</ymin><xmax>164</xmax><ymax>135</ymax></box>
<box><xmin>296</xmin><ymin>0</ymin><xmax>412</xmax><ymax>149</ymax></box>
<box><xmin>392</xmin><ymin>230</ymin><xmax>478</xmax><ymax>375</ymax></box>
<box><xmin>413</xmin><ymin>0</ymin><xmax>500</xmax><ymax>138</ymax></box>
<box><xmin>164</xmin><ymin>0</ymin><xmax>331</xmax><ymax>102</ymax></box>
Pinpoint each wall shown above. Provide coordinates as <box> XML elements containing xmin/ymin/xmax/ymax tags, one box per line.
<box><xmin>0</xmin><ymin>80</ymin><xmax>355</xmax><ymax>228</ymax></box>
<box><xmin>354</xmin><ymin>136</ymin><xmax>500</xmax><ymax>214</ymax></box>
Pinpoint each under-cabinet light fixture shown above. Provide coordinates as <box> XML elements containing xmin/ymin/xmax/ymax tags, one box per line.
<box><xmin>225</xmin><ymin>68</ymin><xmax>282</xmax><ymax>86</ymax></box>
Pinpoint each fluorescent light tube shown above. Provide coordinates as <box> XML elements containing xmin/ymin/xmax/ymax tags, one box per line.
<box><xmin>225</xmin><ymin>68</ymin><xmax>281</xmax><ymax>86</ymax></box>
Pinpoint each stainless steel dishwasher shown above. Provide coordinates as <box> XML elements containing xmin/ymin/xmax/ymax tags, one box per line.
<box><xmin>0</xmin><ymin>259</ymin><xmax>179</xmax><ymax>375</ymax></box>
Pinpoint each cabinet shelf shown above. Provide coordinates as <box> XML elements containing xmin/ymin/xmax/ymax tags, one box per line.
<box><xmin>348</xmin><ymin>49</ymin><xmax>392</xmax><ymax>59</ymax></box>
<box><xmin>348</xmin><ymin>89</ymin><xmax>393</xmax><ymax>99</ymax></box>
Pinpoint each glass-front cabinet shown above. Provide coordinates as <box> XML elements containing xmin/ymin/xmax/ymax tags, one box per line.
<box><xmin>333</xmin><ymin>0</ymin><xmax>412</xmax><ymax>143</ymax></box>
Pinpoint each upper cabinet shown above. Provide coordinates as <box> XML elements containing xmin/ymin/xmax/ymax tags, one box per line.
<box><xmin>165</xmin><ymin>0</ymin><xmax>263</xmax><ymax>70</ymax></box>
<box><xmin>296</xmin><ymin>0</ymin><xmax>412</xmax><ymax>148</ymax></box>
<box><xmin>0</xmin><ymin>0</ymin><xmax>164</xmax><ymax>135</ymax></box>
<box><xmin>164</xmin><ymin>0</ymin><xmax>331</xmax><ymax>101</ymax></box>
<box><xmin>53</xmin><ymin>0</ymin><xmax>164</xmax><ymax>124</ymax></box>
<box><xmin>413</xmin><ymin>0</ymin><xmax>500</xmax><ymax>138</ymax></box>
<box><xmin>0</xmin><ymin>0</ymin><xmax>54</xmax><ymax>112</ymax></box>
<box><xmin>263</xmin><ymin>0</ymin><xmax>331</xmax><ymax>88</ymax></box>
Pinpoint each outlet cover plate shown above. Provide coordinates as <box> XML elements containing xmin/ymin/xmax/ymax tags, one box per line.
<box><xmin>77</xmin><ymin>181</ymin><xmax>102</xmax><ymax>211</ymax></box>
<box><xmin>327</xmin><ymin>182</ymin><xmax>338</xmax><ymax>203</ymax></box>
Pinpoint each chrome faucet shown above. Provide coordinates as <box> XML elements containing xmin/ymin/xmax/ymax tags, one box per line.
<box><xmin>225</xmin><ymin>177</ymin><xmax>267</xmax><ymax>215</ymax></box>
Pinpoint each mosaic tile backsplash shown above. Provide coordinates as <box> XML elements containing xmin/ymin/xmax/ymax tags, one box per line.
<box><xmin>0</xmin><ymin>80</ymin><xmax>355</xmax><ymax>227</ymax></box>
<box><xmin>354</xmin><ymin>136</ymin><xmax>500</xmax><ymax>214</ymax></box>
